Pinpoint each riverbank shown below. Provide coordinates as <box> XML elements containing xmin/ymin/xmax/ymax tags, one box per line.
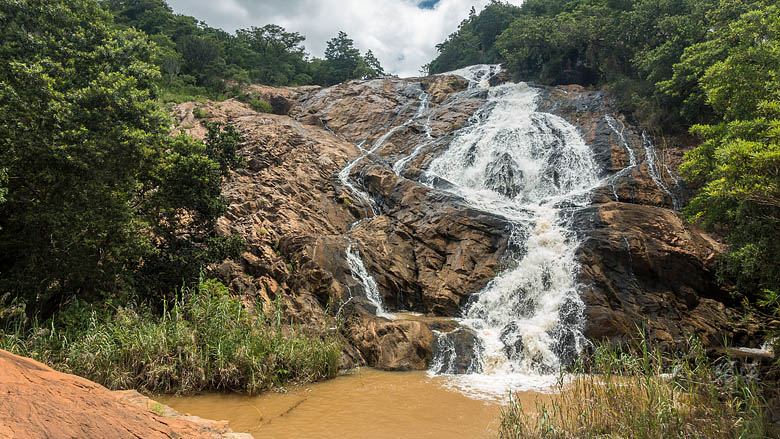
<box><xmin>0</xmin><ymin>349</ymin><xmax>252</xmax><ymax>439</ymax></box>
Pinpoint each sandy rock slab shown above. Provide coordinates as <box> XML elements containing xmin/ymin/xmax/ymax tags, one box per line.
<box><xmin>0</xmin><ymin>350</ymin><xmax>252</xmax><ymax>439</ymax></box>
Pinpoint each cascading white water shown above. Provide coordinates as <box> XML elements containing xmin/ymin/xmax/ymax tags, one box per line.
<box><xmin>424</xmin><ymin>65</ymin><xmax>602</xmax><ymax>398</ymax></box>
<box><xmin>642</xmin><ymin>132</ymin><xmax>681</xmax><ymax>210</ymax></box>
<box><xmin>338</xmin><ymin>83</ymin><xmax>432</xmax><ymax>316</ymax></box>
<box><xmin>605</xmin><ymin>114</ymin><xmax>637</xmax><ymax>202</ymax></box>
<box><xmin>345</xmin><ymin>243</ymin><xmax>394</xmax><ymax>319</ymax></box>
<box><xmin>392</xmin><ymin>93</ymin><xmax>433</xmax><ymax>174</ymax></box>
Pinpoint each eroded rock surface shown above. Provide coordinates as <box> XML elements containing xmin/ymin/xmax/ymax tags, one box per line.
<box><xmin>174</xmin><ymin>73</ymin><xmax>744</xmax><ymax>371</ymax></box>
<box><xmin>0</xmin><ymin>350</ymin><xmax>251</xmax><ymax>439</ymax></box>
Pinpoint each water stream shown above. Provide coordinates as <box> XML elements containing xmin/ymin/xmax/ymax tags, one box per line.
<box><xmin>339</xmin><ymin>83</ymin><xmax>433</xmax><ymax>320</ymax></box>
<box><xmin>422</xmin><ymin>65</ymin><xmax>601</xmax><ymax>398</ymax></box>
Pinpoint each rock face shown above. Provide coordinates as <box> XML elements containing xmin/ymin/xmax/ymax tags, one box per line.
<box><xmin>0</xmin><ymin>350</ymin><xmax>251</xmax><ymax>439</ymax></box>
<box><xmin>175</xmin><ymin>72</ymin><xmax>744</xmax><ymax>372</ymax></box>
<box><xmin>533</xmin><ymin>85</ymin><xmax>741</xmax><ymax>349</ymax></box>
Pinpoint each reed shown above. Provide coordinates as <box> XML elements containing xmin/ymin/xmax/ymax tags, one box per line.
<box><xmin>499</xmin><ymin>335</ymin><xmax>778</xmax><ymax>439</ymax></box>
<box><xmin>0</xmin><ymin>277</ymin><xmax>340</xmax><ymax>395</ymax></box>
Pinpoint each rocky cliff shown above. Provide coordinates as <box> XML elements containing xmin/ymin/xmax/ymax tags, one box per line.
<box><xmin>174</xmin><ymin>71</ymin><xmax>749</xmax><ymax>374</ymax></box>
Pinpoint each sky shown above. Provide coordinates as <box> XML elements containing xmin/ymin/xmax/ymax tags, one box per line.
<box><xmin>166</xmin><ymin>0</ymin><xmax>523</xmax><ymax>78</ymax></box>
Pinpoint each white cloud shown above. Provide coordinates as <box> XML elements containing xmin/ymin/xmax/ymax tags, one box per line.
<box><xmin>165</xmin><ymin>0</ymin><xmax>523</xmax><ymax>77</ymax></box>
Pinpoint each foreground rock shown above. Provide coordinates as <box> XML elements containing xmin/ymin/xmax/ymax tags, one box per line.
<box><xmin>0</xmin><ymin>350</ymin><xmax>251</xmax><ymax>439</ymax></box>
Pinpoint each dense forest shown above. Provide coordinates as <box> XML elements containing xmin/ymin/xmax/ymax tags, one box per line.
<box><xmin>429</xmin><ymin>0</ymin><xmax>780</xmax><ymax>329</ymax></box>
<box><xmin>105</xmin><ymin>0</ymin><xmax>386</xmax><ymax>100</ymax></box>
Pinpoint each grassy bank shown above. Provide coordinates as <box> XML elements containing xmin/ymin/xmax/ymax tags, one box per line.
<box><xmin>500</xmin><ymin>337</ymin><xmax>778</xmax><ymax>439</ymax></box>
<box><xmin>0</xmin><ymin>277</ymin><xmax>340</xmax><ymax>395</ymax></box>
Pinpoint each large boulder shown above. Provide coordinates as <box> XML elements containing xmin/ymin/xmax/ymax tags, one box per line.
<box><xmin>0</xmin><ymin>350</ymin><xmax>250</xmax><ymax>439</ymax></box>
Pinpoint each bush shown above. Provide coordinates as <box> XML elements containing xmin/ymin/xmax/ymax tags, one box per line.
<box><xmin>499</xmin><ymin>335</ymin><xmax>777</xmax><ymax>439</ymax></box>
<box><xmin>0</xmin><ymin>277</ymin><xmax>341</xmax><ymax>395</ymax></box>
<box><xmin>248</xmin><ymin>98</ymin><xmax>273</xmax><ymax>114</ymax></box>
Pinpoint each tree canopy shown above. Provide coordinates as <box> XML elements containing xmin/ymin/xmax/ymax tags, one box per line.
<box><xmin>0</xmin><ymin>0</ymin><xmax>242</xmax><ymax>312</ymax></box>
<box><xmin>100</xmin><ymin>1</ymin><xmax>386</xmax><ymax>97</ymax></box>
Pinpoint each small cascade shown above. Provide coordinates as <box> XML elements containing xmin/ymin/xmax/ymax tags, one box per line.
<box><xmin>642</xmin><ymin>132</ymin><xmax>681</xmax><ymax>210</ymax></box>
<box><xmin>345</xmin><ymin>243</ymin><xmax>393</xmax><ymax>319</ymax></box>
<box><xmin>339</xmin><ymin>85</ymin><xmax>431</xmax><ymax>216</ymax></box>
<box><xmin>392</xmin><ymin>93</ymin><xmax>433</xmax><ymax>174</ymax></box>
<box><xmin>446</xmin><ymin>64</ymin><xmax>502</xmax><ymax>89</ymax></box>
<box><xmin>604</xmin><ymin>115</ymin><xmax>637</xmax><ymax>201</ymax></box>
<box><xmin>425</xmin><ymin>67</ymin><xmax>601</xmax><ymax>398</ymax></box>
<box><xmin>337</xmin><ymin>84</ymin><xmax>432</xmax><ymax>317</ymax></box>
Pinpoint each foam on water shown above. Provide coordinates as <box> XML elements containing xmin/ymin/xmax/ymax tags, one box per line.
<box><xmin>424</xmin><ymin>66</ymin><xmax>602</xmax><ymax>399</ymax></box>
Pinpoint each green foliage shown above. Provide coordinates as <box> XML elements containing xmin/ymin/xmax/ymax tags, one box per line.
<box><xmin>248</xmin><ymin>98</ymin><xmax>273</xmax><ymax>114</ymax></box>
<box><xmin>680</xmin><ymin>4</ymin><xmax>780</xmax><ymax>306</ymax></box>
<box><xmin>0</xmin><ymin>0</ymin><xmax>243</xmax><ymax>311</ymax></box>
<box><xmin>101</xmin><ymin>1</ymin><xmax>386</xmax><ymax>94</ymax></box>
<box><xmin>430</xmin><ymin>0</ymin><xmax>770</xmax><ymax>132</ymax></box>
<box><xmin>192</xmin><ymin>106</ymin><xmax>210</xmax><ymax>119</ymax></box>
<box><xmin>314</xmin><ymin>31</ymin><xmax>386</xmax><ymax>86</ymax></box>
<box><xmin>429</xmin><ymin>1</ymin><xmax>522</xmax><ymax>74</ymax></box>
<box><xmin>0</xmin><ymin>278</ymin><xmax>341</xmax><ymax>394</ymax></box>
<box><xmin>499</xmin><ymin>335</ymin><xmax>776</xmax><ymax>438</ymax></box>
<box><xmin>235</xmin><ymin>24</ymin><xmax>311</xmax><ymax>86</ymax></box>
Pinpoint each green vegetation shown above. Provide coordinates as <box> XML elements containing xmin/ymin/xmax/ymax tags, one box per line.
<box><xmin>500</xmin><ymin>336</ymin><xmax>777</xmax><ymax>438</ymax></box>
<box><xmin>248</xmin><ymin>98</ymin><xmax>273</xmax><ymax>114</ymax></box>
<box><xmin>0</xmin><ymin>0</ymin><xmax>341</xmax><ymax>395</ymax></box>
<box><xmin>680</xmin><ymin>5</ymin><xmax>780</xmax><ymax>307</ymax></box>
<box><xmin>431</xmin><ymin>0</ymin><xmax>780</xmax><ymax>345</ymax></box>
<box><xmin>102</xmin><ymin>1</ymin><xmax>386</xmax><ymax>99</ymax></box>
<box><xmin>0</xmin><ymin>0</ymin><xmax>243</xmax><ymax>314</ymax></box>
<box><xmin>0</xmin><ymin>277</ymin><xmax>340</xmax><ymax>394</ymax></box>
<box><xmin>427</xmin><ymin>2</ymin><xmax>521</xmax><ymax>74</ymax></box>
<box><xmin>429</xmin><ymin>0</ymin><xmax>770</xmax><ymax>131</ymax></box>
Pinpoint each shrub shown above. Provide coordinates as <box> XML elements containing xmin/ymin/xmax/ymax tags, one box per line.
<box><xmin>499</xmin><ymin>335</ymin><xmax>777</xmax><ymax>439</ymax></box>
<box><xmin>248</xmin><ymin>98</ymin><xmax>273</xmax><ymax>114</ymax></box>
<box><xmin>0</xmin><ymin>277</ymin><xmax>340</xmax><ymax>395</ymax></box>
<box><xmin>192</xmin><ymin>106</ymin><xmax>211</xmax><ymax>119</ymax></box>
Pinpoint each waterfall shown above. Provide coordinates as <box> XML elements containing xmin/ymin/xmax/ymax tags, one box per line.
<box><xmin>425</xmin><ymin>66</ymin><xmax>602</xmax><ymax>398</ymax></box>
<box><xmin>338</xmin><ymin>83</ymin><xmax>432</xmax><ymax>317</ymax></box>
<box><xmin>345</xmin><ymin>243</ymin><xmax>393</xmax><ymax>319</ymax></box>
<box><xmin>605</xmin><ymin>114</ymin><xmax>637</xmax><ymax>202</ymax></box>
<box><xmin>642</xmin><ymin>132</ymin><xmax>681</xmax><ymax>210</ymax></box>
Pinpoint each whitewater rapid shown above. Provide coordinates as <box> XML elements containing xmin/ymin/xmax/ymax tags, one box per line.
<box><xmin>336</xmin><ymin>65</ymin><xmax>606</xmax><ymax>400</ymax></box>
<box><xmin>424</xmin><ymin>65</ymin><xmax>602</xmax><ymax>398</ymax></box>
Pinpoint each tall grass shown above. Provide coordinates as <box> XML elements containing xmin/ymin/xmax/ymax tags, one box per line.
<box><xmin>499</xmin><ymin>335</ymin><xmax>778</xmax><ymax>439</ymax></box>
<box><xmin>0</xmin><ymin>278</ymin><xmax>340</xmax><ymax>394</ymax></box>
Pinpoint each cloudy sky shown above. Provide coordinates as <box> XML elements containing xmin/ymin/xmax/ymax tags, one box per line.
<box><xmin>166</xmin><ymin>0</ymin><xmax>523</xmax><ymax>77</ymax></box>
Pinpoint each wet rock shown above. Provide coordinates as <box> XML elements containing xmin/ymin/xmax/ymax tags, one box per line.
<box><xmin>430</xmin><ymin>327</ymin><xmax>482</xmax><ymax>374</ymax></box>
<box><xmin>485</xmin><ymin>152</ymin><xmax>523</xmax><ymax>197</ymax></box>
<box><xmin>346</xmin><ymin>309</ymin><xmax>434</xmax><ymax>371</ymax></box>
<box><xmin>500</xmin><ymin>322</ymin><xmax>525</xmax><ymax>361</ymax></box>
<box><xmin>574</xmin><ymin>201</ymin><xmax>736</xmax><ymax>350</ymax></box>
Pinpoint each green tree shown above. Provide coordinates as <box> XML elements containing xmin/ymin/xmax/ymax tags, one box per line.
<box><xmin>0</xmin><ymin>0</ymin><xmax>241</xmax><ymax>312</ymax></box>
<box><xmin>429</xmin><ymin>1</ymin><xmax>522</xmax><ymax>74</ymax></box>
<box><xmin>681</xmin><ymin>3</ymin><xmax>780</xmax><ymax>300</ymax></box>
<box><xmin>322</xmin><ymin>31</ymin><xmax>362</xmax><ymax>85</ymax></box>
<box><xmin>235</xmin><ymin>24</ymin><xmax>309</xmax><ymax>85</ymax></box>
<box><xmin>360</xmin><ymin>50</ymin><xmax>386</xmax><ymax>79</ymax></box>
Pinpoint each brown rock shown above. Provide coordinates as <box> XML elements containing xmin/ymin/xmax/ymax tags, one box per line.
<box><xmin>0</xmin><ymin>350</ymin><xmax>249</xmax><ymax>439</ymax></box>
<box><xmin>345</xmin><ymin>310</ymin><xmax>434</xmax><ymax>371</ymax></box>
<box><xmin>575</xmin><ymin>201</ymin><xmax>733</xmax><ymax>349</ymax></box>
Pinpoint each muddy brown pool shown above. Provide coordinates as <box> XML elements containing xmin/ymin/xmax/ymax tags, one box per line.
<box><xmin>157</xmin><ymin>368</ymin><xmax>548</xmax><ymax>439</ymax></box>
